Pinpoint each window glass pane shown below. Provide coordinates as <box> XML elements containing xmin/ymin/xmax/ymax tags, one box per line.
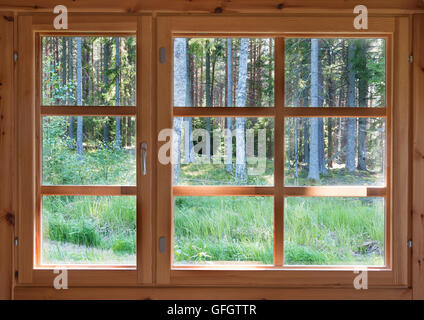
<box><xmin>174</xmin><ymin>196</ymin><xmax>273</xmax><ymax>265</ymax></box>
<box><xmin>41</xmin><ymin>36</ymin><xmax>136</xmax><ymax>106</ymax></box>
<box><xmin>284</xmin><ymin>197</ymin><xmax>385</xmax><ymax>266</ymax></box>
<box><xmin>42</xmin><ymin>116</ymin><xmax>136</xmax><ymax>185</ymax></box>
<box><xmin>41</xmin><ymin>196</ymin><xmax>136</xmax><ymax>265</ymax></box>
<box><xmin>173</xmin><ymin>117</ymin><xmax>274</xmax><ymax>186</ymax></box>
<box><xmin>173</xmin><ymin>38</ymin><xmax>274</xmax><ymax>107</ymax></box>
<box><xmin>284</xmin><ymin>38</ymin><xmax>386</xmax><ymax>107</ymax></box>
<box><xmin>284</xmin><ymin>117</ymin><xmax>385</xmax><ymax>186</ymax></box>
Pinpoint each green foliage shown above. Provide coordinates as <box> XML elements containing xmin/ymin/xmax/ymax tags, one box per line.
<box><xmin>42</xmin><ymin>116</ymin><xmax>136</xmax><ymax>185</ymax></box>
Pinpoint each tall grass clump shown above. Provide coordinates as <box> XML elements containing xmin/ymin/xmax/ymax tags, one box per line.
<box><xmin>42</xmin><ymin>196</ymin><xmax>136</xmax><ymax>264</ymax></box>
<box><xmin>174</xmin><ymin>196</ymin><xmax>274</xmax><ymax>265</ymax></box>
<box><xmin>284</xmin><ymin>197</ymin><xmax>385</xmax><ymax>265</ymax></box>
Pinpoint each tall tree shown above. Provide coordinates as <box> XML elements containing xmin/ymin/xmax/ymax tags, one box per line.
<box><xmin>103</xmin><ymin>39</ymin><xmax>112</xmax><ymax>146</ymax></box>
<box><xmin>226</xmin><ymin>38</ymin><xmax>233</xmax><ymax>173</ymax></box>
<box><xmin>173</xmin><ymin>38</ymin><xmax>189</xmax><ymax>183</ymax></box>
<box><xmin>204</xmin><ymin>40</ymin><xmax>212</xmax><ymax>158</ymax></box>
<box><xmin>357</xmin><ymin>40</ymin><xmax>369</xmax><ymax>170</ymax></box>
<box><xmin>235</xmin><ymin>38</ymin><xmax>249</xmax><ymax>183</ymax></box>
<box><xmin>308</xmin><ymin>38</ymin><xmax>320</xmax><ymax>180</ymax></box>
<box><xmin>115</xmin><ymin>37</ymin><xmax>121</xmax><ymax>150</ymax></box>
<box><xmin>67</xmin><ymin>37</ymin><xmax>74</xmax><ymax>145</ymax></box>
<box><xmin>317</xmin><ymin>50</ymin><xmax>327</xmax><ymax>174</ymax></box>
<box><xmin>184</xmin><ymin>39</ymin><xmax>193</xmax><ymax>163</ymax></box>
<box><xmin>76</xmin><ymin>37</ymin><xmax>83</xmax><ymax>156</ymax></box>
<box><xmin>346</xmin><ymin>41</ymin><xmax>357</xmax><ymax>172</ymax></box>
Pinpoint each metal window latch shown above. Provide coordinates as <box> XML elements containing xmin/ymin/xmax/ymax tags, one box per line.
<box><xmin>408</xmin><ymin>240</ymin><xmax>412</xmax><ymax>248</ymax></box>
<box><xmin>141</xmin><ymin>142</ymin><xmax>148</xmax><ymax>176</ymax></box>
<box><xmin>159</xmin><ymin>47</ymin><xmax>166</xmax><ymax>64</ymax></box>
<box><xmin>13</xmin><ymin>52</ymin><xmax>18</xmax><ymax>63</ymax></box>
<box><xmin>409</xmin><ymin>55</ymin><xmax>413</xmax><ymax>64</ymax></box>
<box><xmin>14</xmin><ymin>237</ymin><xmax>18</xmax><ymax>246</ymax></box>
<box><xmin>159</xmin><ymin>237</ymin><xmax>166</xmax><ymax>253</ymax></box>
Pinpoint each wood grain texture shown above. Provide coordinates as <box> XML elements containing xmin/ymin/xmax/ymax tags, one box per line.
<box><xmin>391</xmin><ymin>17</ymin><xmax>410</xmax><ymax>286</ymax></box>
<box><xmin>412</xmin><ymin>14</ymin><xmax>424</xmax><ymax>300</ymax></box>
<box><xmin>13</xmin><ymin>286</ymin><xmax>412</xmax><ymax>300</ymax></box>
<box><xmin>17</xmin><ymin>15</ymin><xmax>35</xmax><ymax>284</ymax></box>
<box><xmin>0</xmin><ymin>11</ymin><xmax>15</xmax><ymax>300</ymax></box>
<box><xmin>0</xmin><ymin>7</ymin><xmax>419</xmax><ymax>299</ymax></box>
<box><xmin>0</xmin><ymin>0</ymin><xmax>423</xmax><ymax>13</ymax></box>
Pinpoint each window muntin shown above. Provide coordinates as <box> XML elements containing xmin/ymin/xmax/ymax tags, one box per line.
<box><xmin>41</xmin><ymin>36</ymin><xmax>136</xmax><ymax>106</ymax></box>
<box><xmin>171</xmin><ymin>36</ymin><xmax>388</xmax><ymax>269</ymax></box>
<box><xmin>38</xmin><ymin>35</ymin><xmax>137</xmax><ymax>267</ymax></box>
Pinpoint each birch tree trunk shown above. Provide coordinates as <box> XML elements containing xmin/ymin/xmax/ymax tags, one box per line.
<box><xmin>184</xmin><ymin>39</ymin><xmax>193</xmax><ymax>163</ymax></box>
<box><xmin>173</xmin><ymin>38</ymin><xmax>189</xmax><ymax>183</ymax></box>
<box><xmin>76</xmin><ymin>37</ymin><xmax>83</xmax><ymax>157</ymax></box>
<box><xmin>235</xmin><ymin>38</ymin><xmax>249</xmax><ymax>183</ymax></box>
<box><xmin>307</xmin><ymin>38</ymin><xmax>320</xmax><ymax>180</ymax></box>
<box><xmin>67</xmin><ymin>37</ymin><xmax>74</xmax><ymax>146</ymax></box>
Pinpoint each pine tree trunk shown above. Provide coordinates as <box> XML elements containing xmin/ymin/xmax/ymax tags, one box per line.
<box><xmin>103</xmin><ymin>40</ymin><xmax>111</xmax><ymax>147</ymax></box>
<box><xmin>115</xmin><ymin>37</ymin><xmax>121</xmax><ymax>149</ymax></box>
<box><xmin>357</xmin><ymin>41</ymin><xmax>369</xmax><ymax>170</ymax></box>
<box><xmin>226</xmin><ymin>38</ymin><xmax>233</xmax><ymax>173</ymax></box>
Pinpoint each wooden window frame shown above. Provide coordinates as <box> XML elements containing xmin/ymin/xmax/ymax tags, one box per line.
<box><xmin>16</xmin><ymin>14</ymin><xmax>154</xmax><ymax>286</ymax></box>
<box><xmin>156</xmin><ymin>15</ymin><xmax>410</xmax><ymax>287</ymax></box>
<box><xmin>15</xmin><ymin>13</ymin><xmax>411</xmax><ymax>290</ymax></box>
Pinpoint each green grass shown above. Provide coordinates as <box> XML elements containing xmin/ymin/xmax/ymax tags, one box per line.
<box><xmin>42</xmin><ymin>140</ymin><xmax>385</xmax><ymax>266</ymax></box>
<box><xmin>42</xmin><ymin>196</ymin><xmax>136</xmax><ymax>265</ymax></box>
<box><xmin>174</xmin><ymin>197</ymin><xmax>274</xmax><ymax>265</ymax></box>
<box><xmin>178</xmin><ymin>157</ymin><xmax>274</xmax><ymax>186</ymax></box>
<box><xmin>284</xmin><ymin>197</ymin><xmax>384</xmax><ymax>265</ymax></box>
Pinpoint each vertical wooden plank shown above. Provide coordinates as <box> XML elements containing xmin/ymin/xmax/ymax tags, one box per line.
<box><xmin>138</xmin><ymin>15</ymin><xmax>153</xmax><ymax>284</ymax></box>
<box><xmin>274</xmin><ymin>37</ymin><xmax>284</xmax><ymax>266</ymax></box>
<box><xmin>392</xmin><ymin>17</ymin><xmax>410</xmax><ymax>286</ymax></box>
<box><xmin>34</xmin><ymin>33</ymin><xmax>41</xmax><ymax>267</ymax></box>
<box><xmin>17</xmin><ymin>15</ymin><xmax>35</xmax><ymax>284</ymax></box>
<box><xmin>0</xmin><ymin>12</ymin><xmax>15</xmax><ymax>300</ymax></box>
<box><xmin>412</xmin><ymin>13</ymin><xmax>424</xmax><ymax>300</ymax></box>
<box><xmin>156</xmin><ymin>16</ymin><xmax>172</xmax><ymax>284</ymax></box>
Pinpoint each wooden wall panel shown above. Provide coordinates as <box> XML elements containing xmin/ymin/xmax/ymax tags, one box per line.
<box><xmin>0</xmin><ymin>12</ymin><xmax>15</xmax><ymax>300</ymax></box>
<box><xmin>0</xmin><ymin>0</ymin><xmax>423</xmax><ymax>13</ymax></box>
<box><xmin>14</xmin><ymin>286</ymin><xmax>412</xmax><ymax>300</ymax></box>
<box><xmin>412</xmin><ymin>14</ymin><xmax>424</xmax><ymax>300</ymax></box>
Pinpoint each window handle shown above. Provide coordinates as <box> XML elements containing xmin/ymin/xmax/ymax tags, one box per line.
<box><xmin>141</xmin><ymin>142</ymin><xmax>148</xmax><ymax>176</ymax></box>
